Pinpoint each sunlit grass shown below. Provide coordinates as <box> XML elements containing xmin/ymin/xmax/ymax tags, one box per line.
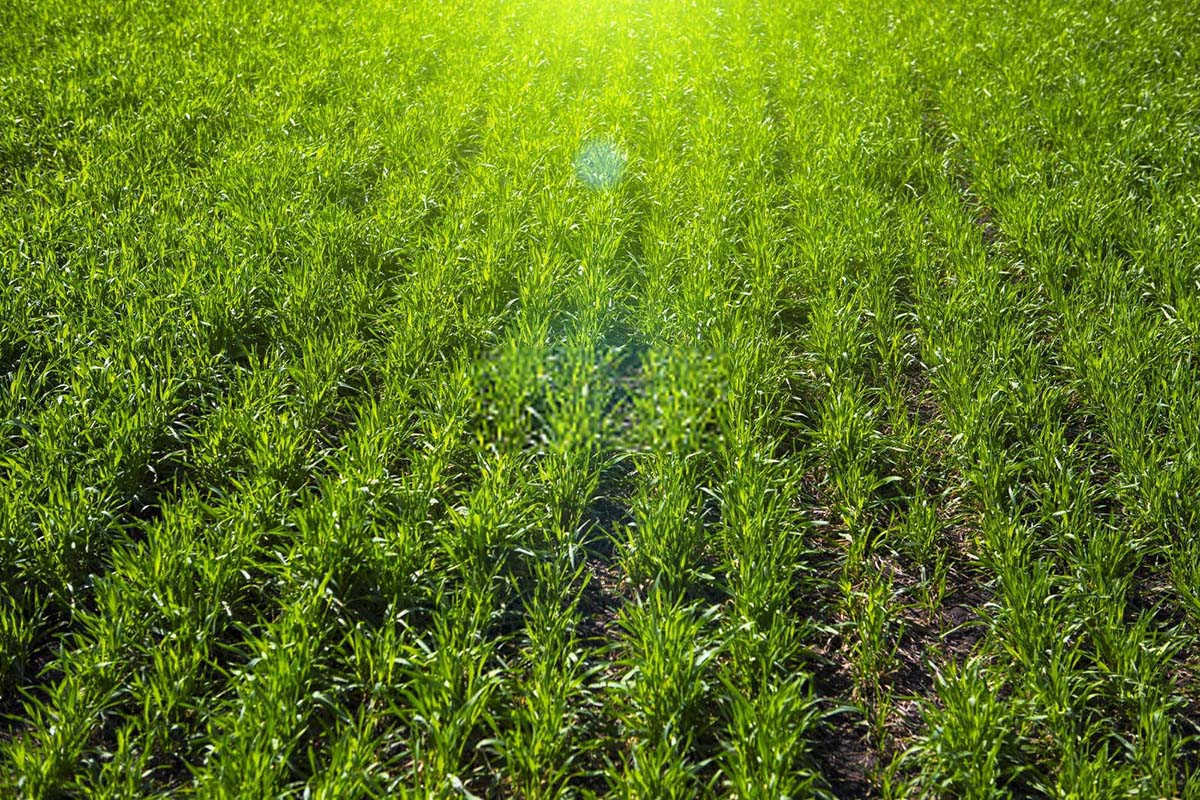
<box><xmin>2</xmin><ymin>0</ymin><xmax>1199</xmax><ymax>796</ymax></box>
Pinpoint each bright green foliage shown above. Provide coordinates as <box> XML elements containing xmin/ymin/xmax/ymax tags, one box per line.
<box><xmin>2</xmin><ymin>0</ymin><xmax>1199</xmax><ymax>796</ymax></box>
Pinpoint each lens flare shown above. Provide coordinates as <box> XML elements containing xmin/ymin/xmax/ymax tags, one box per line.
<box><xmin>574</xmin><ymin>138</ymin><xmax>626</xmax><ymax>189</ymax></box>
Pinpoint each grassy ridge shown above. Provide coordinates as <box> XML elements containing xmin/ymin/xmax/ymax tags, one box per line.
<box><xmin>2</xmin><ymin>0</ymin><xmax>1198</xmax><ymax>796</ymax></box>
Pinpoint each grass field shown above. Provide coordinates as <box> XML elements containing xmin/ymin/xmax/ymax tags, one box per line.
<box><xmin>3</xmin><ymin>0</ymin><xmax>1200</xmax><ymax>796</ymax></box>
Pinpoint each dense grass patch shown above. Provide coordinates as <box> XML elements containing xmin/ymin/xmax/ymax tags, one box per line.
<box><xmin>2</xmin><ymin>0</ymin><xmax>1199</xmax><ymax>796</ymax></box>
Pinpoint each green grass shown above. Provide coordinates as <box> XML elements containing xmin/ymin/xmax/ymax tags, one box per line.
<box><xmin>2</xmin><ymin>0</ymin><xmax>1199</xmax><ymax>796</ymax></box>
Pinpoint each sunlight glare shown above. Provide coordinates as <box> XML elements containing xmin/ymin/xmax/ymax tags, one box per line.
<box><xmin>574</xmin><ymin>138</ymin><xmax>626</xmax><ymax>189</ymax></box>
